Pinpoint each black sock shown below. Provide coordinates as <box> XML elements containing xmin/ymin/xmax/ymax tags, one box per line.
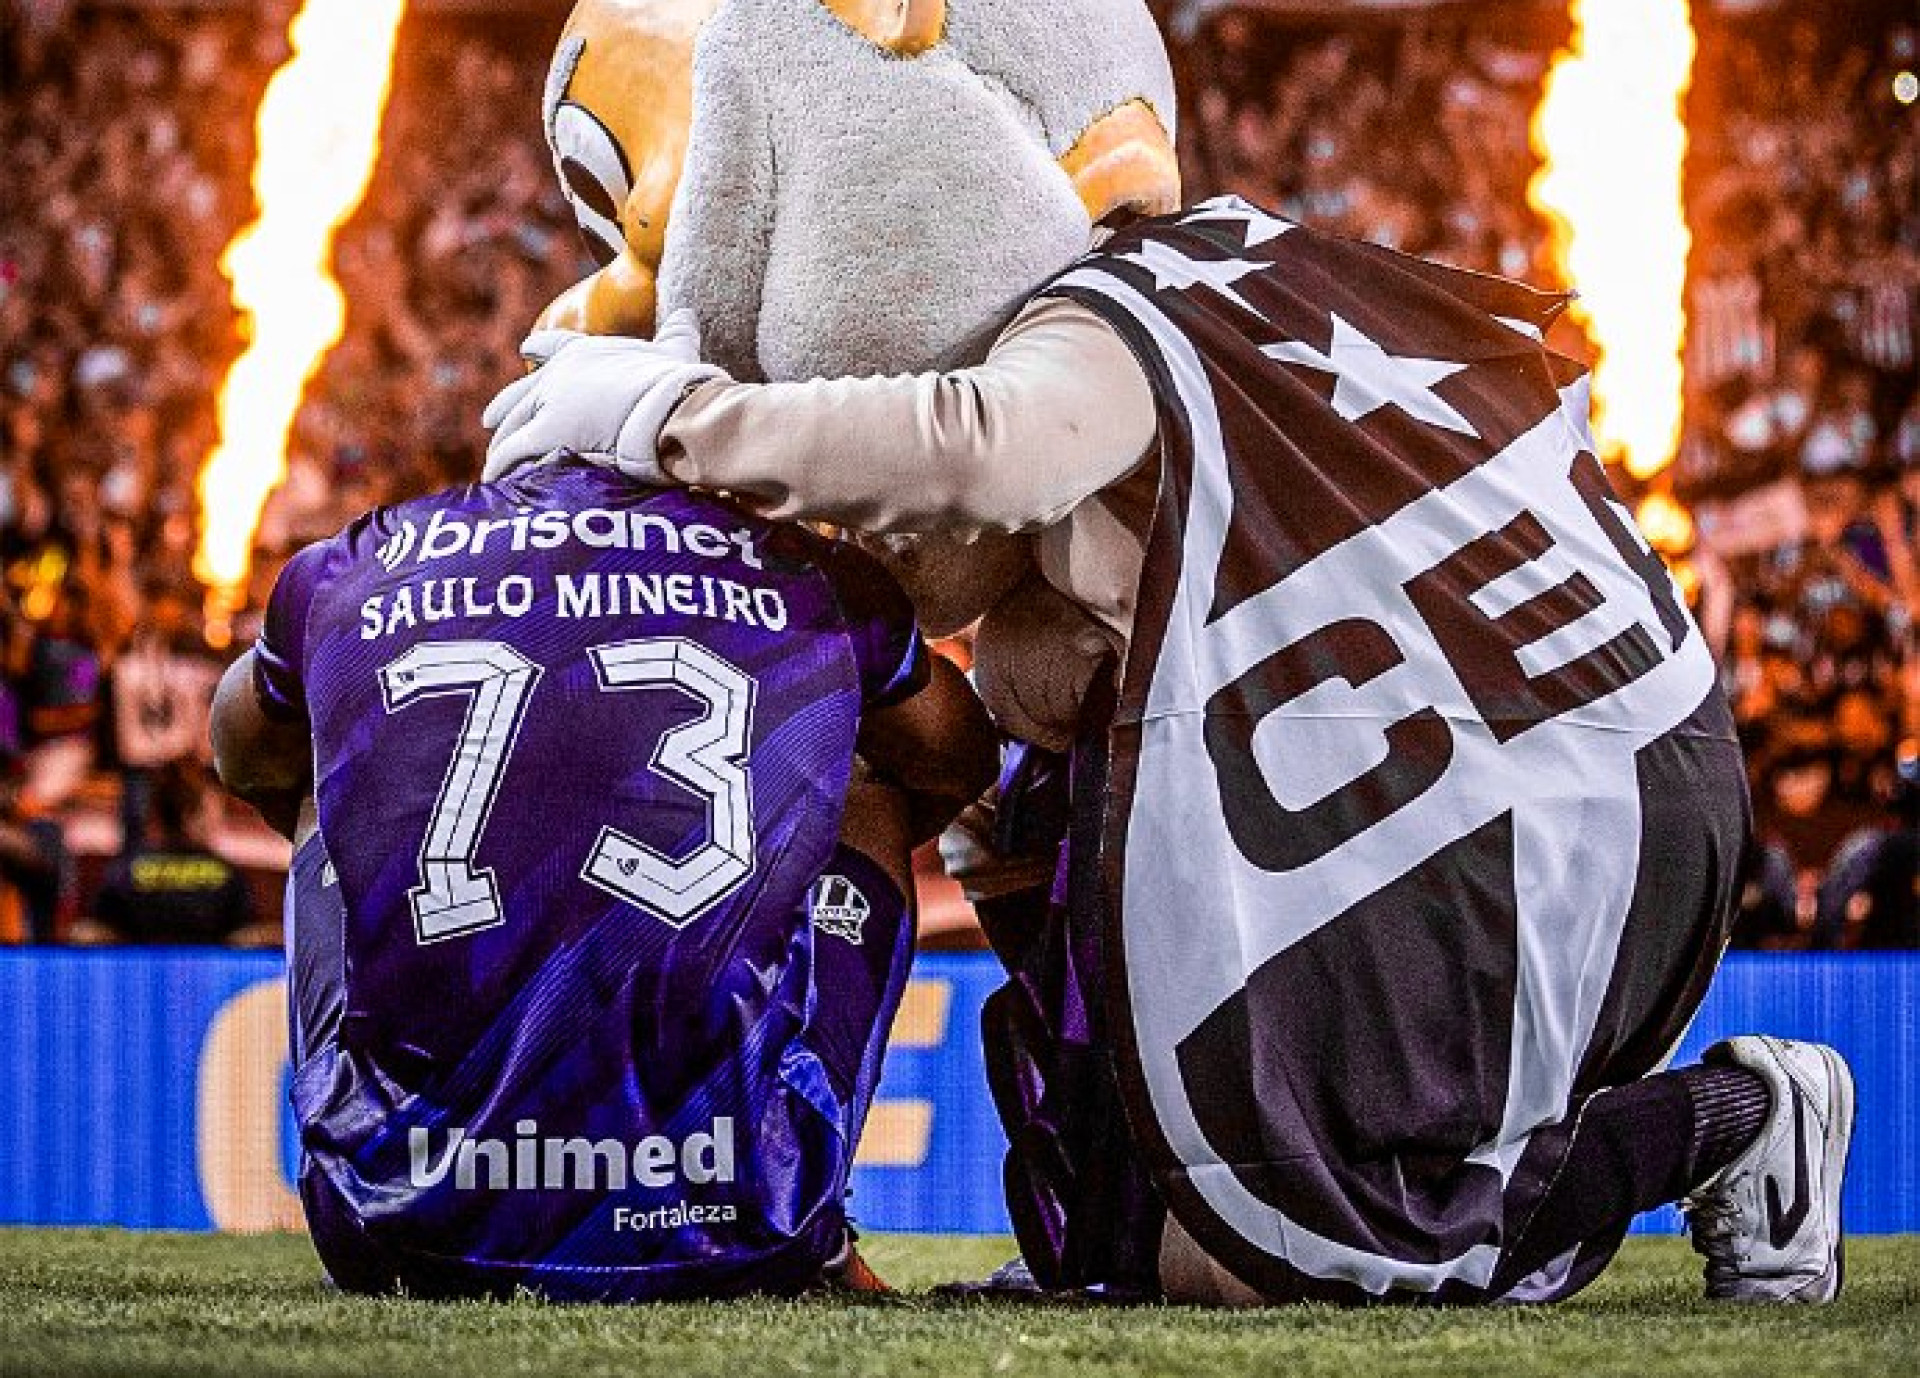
<box><xmin>1495</xmin><ymin>1061</ymin><xmax>1768</xmax><ymax>1293</ymax></box>
<box><xmin>1496</xmin><ymin>1072</ymin><xmax>1694</xmax><ymax>1290</ymax></box>
<box><xmin>1677</xmin><ymin>1063</ymin><xmax>1773</xmax><ymax>1188</ymax></box>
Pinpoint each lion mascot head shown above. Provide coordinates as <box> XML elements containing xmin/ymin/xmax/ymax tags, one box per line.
<box><xmin>537</xmin><ymin>0</ymin><xmax>1180</xmax><ymax>382</ymax></box>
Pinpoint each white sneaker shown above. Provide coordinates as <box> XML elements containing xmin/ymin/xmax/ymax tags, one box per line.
<box><xmin>1681</xmin><ymin>1036</ymin><xmax>1855</xmax><ymax>1303</ymax></box>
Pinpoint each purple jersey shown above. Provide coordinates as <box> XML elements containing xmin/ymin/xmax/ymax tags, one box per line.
<box><xmin>256</xmin><ymin>460</ymin><xmax>924</xmax><ymax>1299</ymax></box>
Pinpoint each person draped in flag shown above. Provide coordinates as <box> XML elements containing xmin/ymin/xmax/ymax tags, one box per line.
<box><xmin>210</xmin><ymin>450</ymin><xmax>997</xmax><ymax>1302</ymax></box>
<box><xmin>483</xmin><ymin>0</ymin><xmax>1855</xmax><ymax>1306</ymax></box>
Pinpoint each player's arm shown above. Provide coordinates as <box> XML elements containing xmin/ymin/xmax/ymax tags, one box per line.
<box><xmin>210</xmin><ymin>651</ymin><xmax>309</xmax><ymax>841</ymax></box>
<box><xmin>857</xmin><ymin>651</ymin><xmax>1000</xmax><ymax>847</ymax></box>
<box><xmin>210</xmin><ymin>542</ymin><xmax>328</xmax><ymax>841</ymax></box>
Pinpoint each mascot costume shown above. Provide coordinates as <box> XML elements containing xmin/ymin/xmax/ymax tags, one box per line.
<box><xmin>485</xmin><ymin>0</ymin><xmax>1856</xmax><ymax>1306</ymax></box>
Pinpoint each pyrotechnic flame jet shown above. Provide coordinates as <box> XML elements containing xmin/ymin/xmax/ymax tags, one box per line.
<box><xmin>195</xmin><ymin>0</ymin><xmax>408</xmax><ymax>642</ymax></box>
<box><xmin>1529</xmin><ymin>0</ymin><xmax>1697</xmax><ymax>520</ymax></box>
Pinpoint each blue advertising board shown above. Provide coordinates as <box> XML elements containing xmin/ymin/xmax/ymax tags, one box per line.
<box><xmin>2</xmin><ymin>950</ymin><xmax>1915</xmax><ymax>1236</ymax></box>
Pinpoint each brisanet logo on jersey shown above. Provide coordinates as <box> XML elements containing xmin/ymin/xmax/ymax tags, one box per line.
<box><xmin>409</xmin><ymin>1117</ymin><xmax>736</xmax><ymax>1194</ymax></box>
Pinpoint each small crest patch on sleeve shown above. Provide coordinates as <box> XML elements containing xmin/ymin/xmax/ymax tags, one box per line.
<box><xmin>807</xmin><ymin>874</ymin><xmax>871</xmax><ymax>944</ymax></box>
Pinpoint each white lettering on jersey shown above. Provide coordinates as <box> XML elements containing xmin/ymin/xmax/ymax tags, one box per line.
<box><xmin>389</xmin><ymin>507</ymin><xmax>765</xmax><ymax>573</ymax></box>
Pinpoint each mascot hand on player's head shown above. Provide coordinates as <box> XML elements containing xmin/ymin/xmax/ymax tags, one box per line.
<box><xmin>538</xmin><ymin>0</ymin><xmax>1179</xmax><ymax>381</ymax></box>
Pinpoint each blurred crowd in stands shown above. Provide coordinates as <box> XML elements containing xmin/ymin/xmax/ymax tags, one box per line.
<box><xmin>1676</xmin><ymin>2</ymin><xmax>1919</xmax><ymax>949</ymax></box>
<box><xmin>0</xmin><ymin>1</ymin><xmax>582</xmax><ymax>942</ymax></box>
<box><xmin>0</xmin><ymin>0</ymin><xmax>1913</xmax><ymax>947</ymax></box>
<box><xmin>1179</xmin><ymin>6</ymin><xmax>1563</xmax><ymax>279</ymax></box>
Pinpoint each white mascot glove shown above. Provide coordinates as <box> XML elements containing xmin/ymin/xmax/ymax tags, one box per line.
<box><xmin>481</xmin><ymin>309</ymin><xmax>730</xmax><ymax>484</ymax></box>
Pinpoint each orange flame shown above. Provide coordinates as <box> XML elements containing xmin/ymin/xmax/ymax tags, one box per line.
<box><xmin>1529</xmin><ymin>0</ymin><xmax>1696</xmax><ymax>483</ymax></box>
<box><xmin>195</xmin><ymin>0</ymin><xmax>408</xmax><ymax>631</ymax></box>
<box><xmin>1635</xmin><ymin>489</ymin><xmax>1697</xmax><ymax>557</ymax></box>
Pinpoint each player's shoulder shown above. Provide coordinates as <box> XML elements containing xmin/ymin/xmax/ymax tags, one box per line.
<box><xmin>659</xmin><ymin>489</ymin><xmax>909</xmax><ymax>610</ymax></box>
<box><xmin>772</xmin><ymin>529</ymin><xmax>915</xmax><ymax>628</ymax></box>
<box><xmin>294</xmin><ymin>475</ymin><xmax>505</xmax><ymax>584</ymax></box>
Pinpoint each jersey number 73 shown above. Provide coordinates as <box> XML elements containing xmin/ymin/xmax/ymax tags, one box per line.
<box><xmin>379</xmin><ymin>637</ymin><xmax>758</xmax><ymax>945</ymax></box>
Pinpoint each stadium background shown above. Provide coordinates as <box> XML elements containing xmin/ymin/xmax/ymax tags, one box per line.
<box><xmin>1</xmin><ymin>0</ymin><xmax>1915</xmax><ymax>1240</ymax></box>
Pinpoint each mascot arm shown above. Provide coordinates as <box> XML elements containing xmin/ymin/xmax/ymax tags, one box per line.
<box><xmin>660</xmin><ymin>297</ymin><xmax>1156</xmax><ymax>537</ymax></box>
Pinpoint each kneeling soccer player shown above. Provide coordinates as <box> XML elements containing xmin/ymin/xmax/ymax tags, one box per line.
<box><xmin>211</xmin><ymin>450</ymin><xmax>997</xmax><ymax>1301</ymax></box>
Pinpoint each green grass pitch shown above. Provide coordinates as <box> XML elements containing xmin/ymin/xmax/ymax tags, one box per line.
<box><xmin>1</xmin><ymin>1230</ymin><xmax>1914</xmax><ymax>1378</ymax></box>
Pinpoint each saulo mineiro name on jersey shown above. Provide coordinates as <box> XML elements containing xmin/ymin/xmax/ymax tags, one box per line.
<box><xmin>357</xmin><ymin>504</ymin><xmax>792</xmax><ymax>641</ymax></box>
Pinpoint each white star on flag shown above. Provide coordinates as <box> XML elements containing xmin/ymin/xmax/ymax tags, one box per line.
<box><xmin>1262</xmin><ymin>314</ymin><xmax>1480</xmax><ymax>438</ymax></box>
<box><xmin>1120</xmin><ymin>240</ymin><xmax>1267</xmax><ymax>316</ymax></box>
<box><xmin>1182</xmin><ymin>196</ymin><xmax>1296</xmax><ymax>248</ymax></box>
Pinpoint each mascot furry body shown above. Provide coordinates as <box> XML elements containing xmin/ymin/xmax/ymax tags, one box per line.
<box><xmin>485</xmin><ymin>0</ymin><xmax>1852</xmax><ymax>1308</ymax></box>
